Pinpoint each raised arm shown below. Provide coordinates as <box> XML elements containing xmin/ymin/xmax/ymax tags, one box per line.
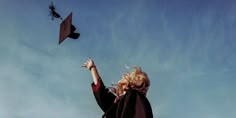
<box><xmin>82</xmin><ymin>58</ymin><xmax>100</xmax><ymax>85</ymax></box>
<box><xmin>82</xmin><ymin>58</ymin><xmax>116</xmax><ymax>112</ymax></box>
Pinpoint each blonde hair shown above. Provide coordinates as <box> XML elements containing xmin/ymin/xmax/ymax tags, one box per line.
<box><xmin>110</xmin><ymin>67</ymin><xmax>150</xmax><ymax>97</ymax></box>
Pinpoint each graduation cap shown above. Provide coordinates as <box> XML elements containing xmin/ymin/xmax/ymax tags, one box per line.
<box><xmin>59</xmin><ymin>12</ymin><xmax>80</xmax><ymax>44</ymax></box>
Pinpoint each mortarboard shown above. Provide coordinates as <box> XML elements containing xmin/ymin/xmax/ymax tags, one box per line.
<box><xmin>59</xmin><ymin>12</ymin><xmax>80</xmax><ymax>44</ymax></box>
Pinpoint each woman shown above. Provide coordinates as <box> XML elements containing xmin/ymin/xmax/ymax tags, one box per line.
<box><xmin>82</xmin><ymin>58</ymin><xmax>153</xmax><ymax>118</ymax></box>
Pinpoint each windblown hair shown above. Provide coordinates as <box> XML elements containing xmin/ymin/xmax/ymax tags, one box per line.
<box><xmin>110</xmin><ymin>67</ymin><xmax>150</xmax><ymax>97</ymax></box>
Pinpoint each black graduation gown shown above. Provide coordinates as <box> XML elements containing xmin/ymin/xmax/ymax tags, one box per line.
<box><xmin>91</xmin><ymin>78</ymin><xmax>153</xmax><ymax>118</ymax></box>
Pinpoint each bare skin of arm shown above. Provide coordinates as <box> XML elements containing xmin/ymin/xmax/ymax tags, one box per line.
<box><xmin>82</xmin><ymin>58</ymin><xmax>100</xmax><ymax>85</ymax></box>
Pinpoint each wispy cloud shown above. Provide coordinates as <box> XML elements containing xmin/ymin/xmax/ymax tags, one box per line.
<box><xmin>0</xmin><ymin>0</ymin><xmax>236</xmax><ymax>118</ymax></box>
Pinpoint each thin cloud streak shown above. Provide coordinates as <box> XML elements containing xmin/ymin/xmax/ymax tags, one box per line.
<box><xmin>0</xmin><ymin>0</ymin><xmax>236</xmax><ymax>118</ymax></box>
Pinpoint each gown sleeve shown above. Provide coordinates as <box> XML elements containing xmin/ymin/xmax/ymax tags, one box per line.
<box><xmin>91</xmin><ymin>78</ymin><xmax>116</xmax><ymax>112</ymax></box>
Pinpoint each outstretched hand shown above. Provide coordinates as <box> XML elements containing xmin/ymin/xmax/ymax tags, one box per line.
<box><xmin>82</xmin><ymin>58</ymin><xmax>95</xmax><ymax>70</ymax></box>
<box><xmin>82</xmin><ymin>58</ymin><xmax>99</xmax><ymax>84</ymax></box>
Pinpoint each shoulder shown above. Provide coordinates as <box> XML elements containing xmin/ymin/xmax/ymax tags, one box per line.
<box><xmin>127</xmin><ymin>89</ymin><xmax>151</xmax><ymax>105</ymax></box>
<box><xmin>123</xmin><ymin>89</ymin><xmax>149</xmax><ymax>102</ymax></box>
<box><xmin>126</xmin><ymin>89</ymin><xmax>145</xmax><ymax>97</ymax></box>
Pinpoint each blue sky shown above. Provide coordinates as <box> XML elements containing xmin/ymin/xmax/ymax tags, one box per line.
<box><xmin>0</xmin><ymin>0</ymin><xmax>236</xmax><ymax>118</ymax></box>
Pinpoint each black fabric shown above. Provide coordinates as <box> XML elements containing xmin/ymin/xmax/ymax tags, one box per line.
<box><xmin>92</xmin><ymin>79</ymin><xmax>153</xmax><ymax>118</ymax></box>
